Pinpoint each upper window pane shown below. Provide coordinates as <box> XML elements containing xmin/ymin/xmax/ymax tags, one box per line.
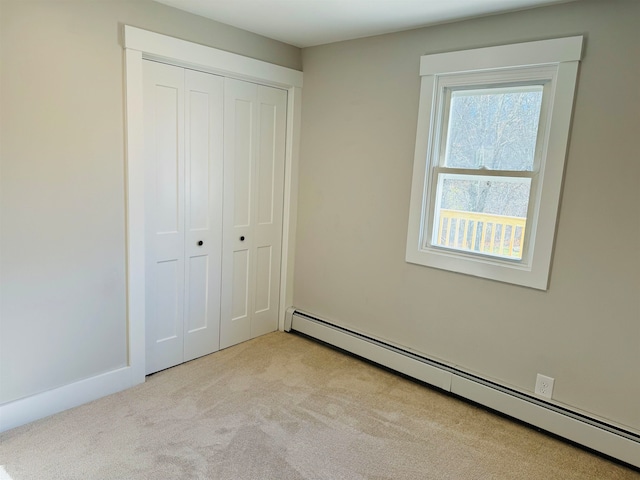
<box><xmin>444</xmin><ymin>85</ymin><xmax>543</xmax><ymax>171</ymax></box>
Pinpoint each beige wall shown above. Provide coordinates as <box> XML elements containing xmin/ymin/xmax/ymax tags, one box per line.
<box><xmin>0</xmin><ymin>0</ymin><xmax>301</xmax><ymax>403</ymax></box>
<box><xmin>295</xmin><ymin>0</ymin><xmax>640</xmax><ymax>431</ymax></box>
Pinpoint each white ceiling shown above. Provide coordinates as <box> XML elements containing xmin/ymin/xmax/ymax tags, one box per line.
<box><xmin>154</xmin><ymin>0</ymin><xmax>577</xmax><ymax>48</ymax></box>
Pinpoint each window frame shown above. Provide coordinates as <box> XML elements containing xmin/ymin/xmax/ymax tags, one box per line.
<box><xmin>428</xmin><ymin>68</ymin><xmax>554</xmax><ymax>265</ymax></box>
<box><xmin>406</xmin><ymin>37</ymin><xmax>583</xmax><ymax>290</ymax></box>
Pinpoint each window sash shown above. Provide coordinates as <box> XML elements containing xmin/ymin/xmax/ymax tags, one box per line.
<box><xmin>426</xmin><ymin>170</ymin><xmax>534</xmax><ymax>261</ymax></box>
<box><xmin>433</xmin><ymin>69</ymin><xmax>556</xmax><ymax>174</ymax></box>
<box><xmin>441</xmin><ymin>85</ymin><xmax>544</xmax><ymax>172</ymax></box>
<box><xmin>423</xmin><ymin>75</ymin><xmax>552</xmax><ymax>265</ymax></box>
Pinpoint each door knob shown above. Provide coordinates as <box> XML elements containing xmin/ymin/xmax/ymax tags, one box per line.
<box><xmin>240</xmin><ymin>236</ymin><xmax>245</xmax><ymax>241</ymax></box>
<box><xmin>197</xmin><ymin>240</ymin><xmax>204</xmax><ymax>246</ymax></box>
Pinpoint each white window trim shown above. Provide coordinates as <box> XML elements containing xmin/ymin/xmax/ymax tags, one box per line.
<box><xmin>406</xmin><ymin>37</ymin><xmax>583</xmax><ymax>290</ymax></box>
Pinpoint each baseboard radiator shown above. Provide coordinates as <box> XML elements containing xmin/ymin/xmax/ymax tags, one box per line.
<box><xmin>285</xmin><ymin>308</ymin><xmax>640</xmax><ymax>469</ymax></box>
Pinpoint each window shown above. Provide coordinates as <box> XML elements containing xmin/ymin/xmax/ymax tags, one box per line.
<box><xmin>406</xmin><ymin>37</ymin><xmax>583</xmax><ymax>289</ymax></box>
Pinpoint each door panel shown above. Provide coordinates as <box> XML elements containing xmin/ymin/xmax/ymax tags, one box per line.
<box><xmin>144</xmin><ymin>61</ymin><xmax>185</xmax><ymax>374</ymax></box>
<box><xmin>251</xmin><ymin>85</ymin><xmax>287</xmax><ymax>339</ymax></box>
<box><xmin>188</xmin><ymin>91</ymin><xmax>212</xmax><ymax>230</ymax></box>
<box><xmin>233</xmin><ymin>99</ymin><xmax>253</xmax><ymax>228</ymax></box>
<box><xmin>154</xmin><ymin>260</ymin><xmax>182</xmax><ymax>342</ymax></box>
<box><xmin>154</xmin><ymin>86</ymin><xmax>181</xmax><ymax>233</ymax></box>
<box><xmin>231</xmin><ymin>250</ymin><xmax>250</xmax><ymax>320</ymax></box>
<box><xmin>255</xmin><ymin>245</ymin><xmax>272</xmax><ymax>313</ymax></box>
<box><xmin>221</xmin><ymin>79</ymin><xmax>287</xmax><ymax>348</ymax></box>
<box><xmin>221</xmin><ymin>79</ymin><xmax>255</xmax><ymax>348</ymax></box>
<box><xmin>186</xmin><ymin>255</ymin><xmax>208</xmax><ymax>333</ymax></box>
<box><xmin>257</xmin><ymin>103</ymin><xmax>276</xmax><ymax>225</ymax></box>
<box><xmin>183</xmin><ymin>68</ymin><xmax>224</xmax><ymax>363</ymax></box>
<box><xmin>144</xmin><ymin>62</ymin><xmax>224</xmax><ymax>373</ymax></box>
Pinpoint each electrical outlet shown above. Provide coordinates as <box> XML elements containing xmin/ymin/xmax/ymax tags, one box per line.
<box><xmin>535</xmin><ymin>374</ymin><xmax>554</xmax><ymax>398</ymax></box>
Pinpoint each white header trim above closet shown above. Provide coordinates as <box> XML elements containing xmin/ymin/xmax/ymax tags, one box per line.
<box><xmin>124</xmin><ymin>26</ymin><xmax>303</xmax><ymax>88</ymax></box>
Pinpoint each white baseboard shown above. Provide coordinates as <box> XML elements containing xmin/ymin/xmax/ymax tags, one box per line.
<box><xmin>290</xmin><ymin>310</ymin><xmax>640</xmax><ymax>469</ymax></box>
<box><xmin>0</xmin><ymin>366</ymin><xmax>140</xmax><ymax>433</ymax></box>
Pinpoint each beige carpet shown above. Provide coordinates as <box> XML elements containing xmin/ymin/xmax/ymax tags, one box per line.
<box><xmin>0</xmin><ymin>332</ymin><xmax>637</xmax><ymax>479</ymax></box>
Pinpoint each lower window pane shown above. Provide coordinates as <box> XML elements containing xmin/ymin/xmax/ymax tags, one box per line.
<box><xmin>431</xmin><ymin>173</ymin><xmax>531</xmax><ymax>260</ymax></box>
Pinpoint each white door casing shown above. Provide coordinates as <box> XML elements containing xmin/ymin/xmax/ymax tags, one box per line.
<box><xmin>143</xmin><ymin>60</ymin><xmax>224</xmax><ymax>374</ymax></box>
<box><xmin>220</xmin><ymin>79</ymin><xmax>287</xmax><ymax>349</ymax></box>
<box><xmin>124</xmin><ymin>25</ymin><xmax>302</xmax><ymax>384</ymax></box>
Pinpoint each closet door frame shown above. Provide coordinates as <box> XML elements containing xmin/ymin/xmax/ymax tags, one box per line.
<box><xmin>123</xmin><ymin>26</ymin><xmax>303</xmax><ymax>385</ymax></box>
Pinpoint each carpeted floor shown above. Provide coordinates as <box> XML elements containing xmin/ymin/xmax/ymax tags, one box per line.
<box><xmin>0</xmin><ymin>331</ymin><xmax>637</xmax><ymax>479</ymax></box>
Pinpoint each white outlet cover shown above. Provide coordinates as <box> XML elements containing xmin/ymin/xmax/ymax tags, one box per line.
<box><xmin>535</xmin><ymin>374</ymin><xmax>555</xmax><ymax>399</ymax></box>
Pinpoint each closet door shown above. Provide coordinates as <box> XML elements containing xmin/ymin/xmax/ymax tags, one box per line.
<box><xmin>143</xmin><ymin>61</ymin><xmax>223</xmax><ymax>374</ymax></box>
<box><xmin>220</xmin><ymin>79</ymin><xmax>287</xmax><ymax>349</ymax></box>
<box><xmin>182</xmin><ymin>69</ymin><xmax>224</xmax><ymax>363</ymax></box>
<box><xmin>144</xmin><ymin>61</ymin><xmax>185</xmax><ymax>374</ymax></box>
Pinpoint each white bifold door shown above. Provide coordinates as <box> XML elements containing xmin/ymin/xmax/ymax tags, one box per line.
<box><xmin>143</xmin><ymin>61</ymin><xmax>224</xmax><ymax>375</ymax></box>
<box><xmin>143</xmin><ymin>60</ymin><xmax>287</xmax><ymax>374</ymax></box>
<box><xmin>220</xmin><ymin>79</ymin><xmax>287</xmax><ymax>349</ymax></box>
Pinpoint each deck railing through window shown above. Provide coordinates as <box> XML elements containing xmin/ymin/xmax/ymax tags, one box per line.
<box><xmin>436</xmin><ymin>209</ymin><xmax>526</xmax><ymax>259</ymax></box>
